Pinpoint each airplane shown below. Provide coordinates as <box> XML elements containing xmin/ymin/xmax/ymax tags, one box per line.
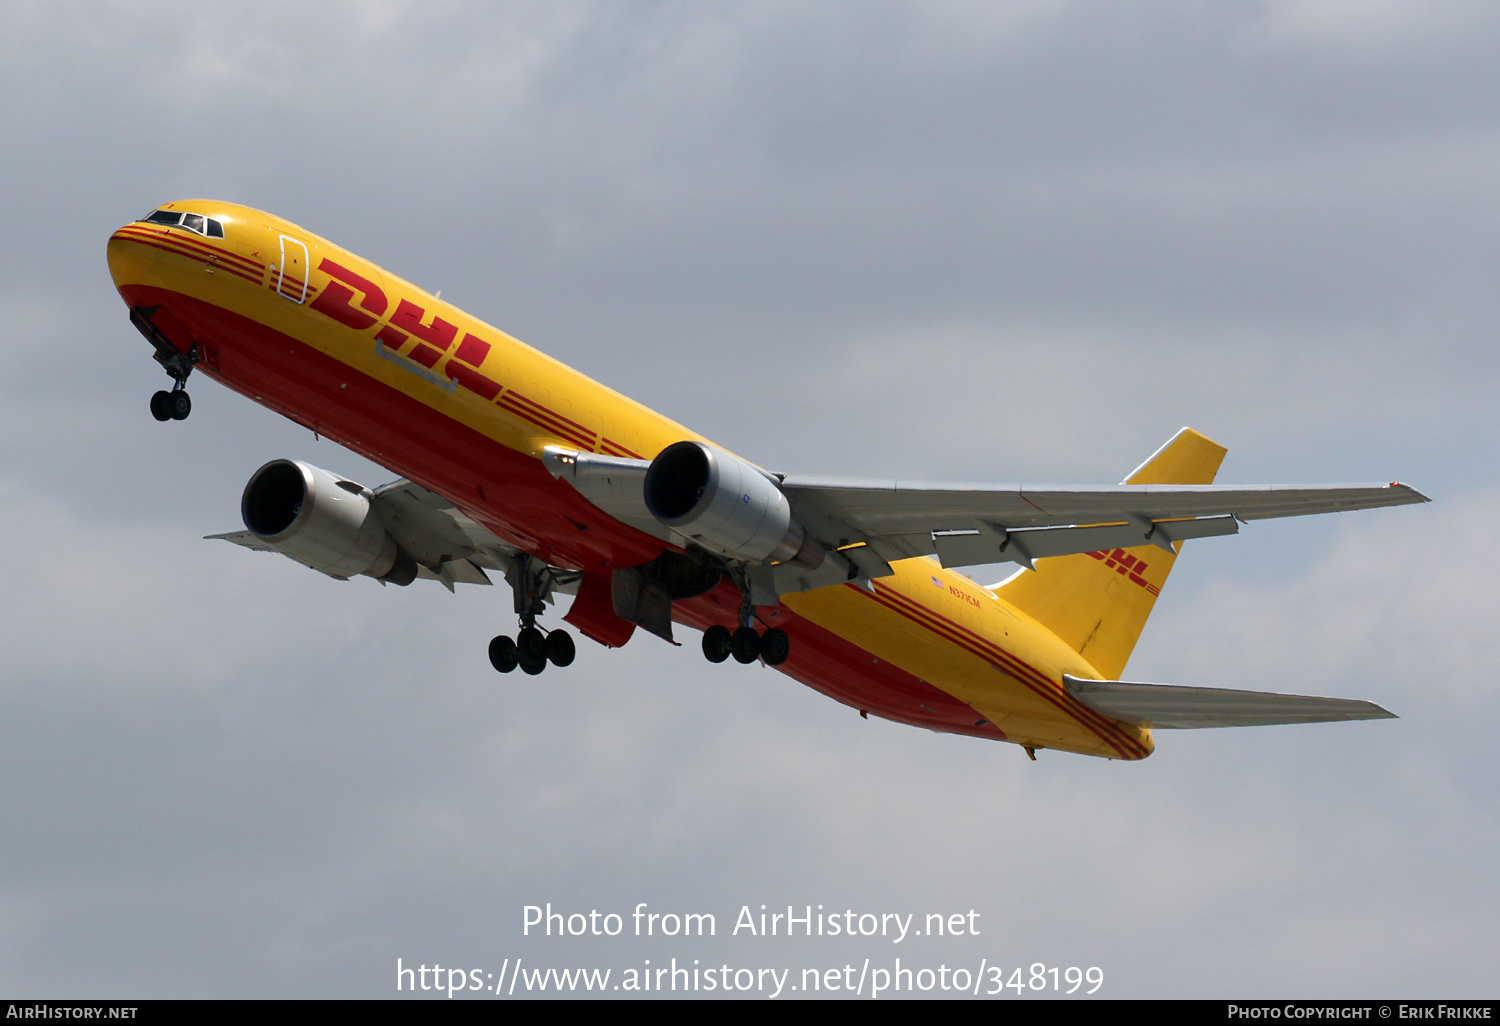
<box><xmin>107</xmin><ymin>200</ymin><xmax>1429</xmax><ymax>761</ymax></box>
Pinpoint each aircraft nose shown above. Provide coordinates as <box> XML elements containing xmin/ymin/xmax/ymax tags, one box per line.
<box><xmin>107</xmin><ymin>222</ymin><xmax>160</xmax><ymax>290</ymax></box>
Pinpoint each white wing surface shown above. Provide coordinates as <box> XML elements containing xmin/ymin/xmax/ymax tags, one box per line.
<box><xmin>782</xmin><ymin>476</ymin><xmax>1428</xmax><ymax>568</ymax></box>
<box><xmin>542</xmin><ymin>447</ymin><xmax>1430</xmax><ymax>573</ymax></box>
<box><xmin>209</xmin><ymin>478</ymin><xmax>519</xmax><ymax>590</ymax></box>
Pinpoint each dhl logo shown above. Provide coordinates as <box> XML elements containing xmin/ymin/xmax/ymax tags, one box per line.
<box><xmin>1086</xmin><ymin>548</ymin><xmax>1161</xmax><ymax>596</ymax></box>
<box><xmin>309</xmin><ymin>259</ymin><xmax>639</xmax><ymax>459</ymax></box>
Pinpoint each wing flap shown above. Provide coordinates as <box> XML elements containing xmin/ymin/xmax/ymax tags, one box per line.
<box><xmin>1062</xmin><ymin>674</ymin><xmax>1397</xmax><ymax>729</ymax></box>
<box><xmin>932</xmin><ymin>514</ymin><xmax>1238</xmax><ymax>569</ymax></box>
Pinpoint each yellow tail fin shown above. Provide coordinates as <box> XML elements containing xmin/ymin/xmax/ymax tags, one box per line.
<box><xmin>997</xmin><ymin>428</ymin><xmax>1227</xmax><ymax>679</ymax></box>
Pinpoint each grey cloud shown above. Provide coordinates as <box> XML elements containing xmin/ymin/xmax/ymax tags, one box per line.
<box><xmin>0</xmin><ymin>0</ymin><xmax>1492</xmax><ymax>998</ymax></box>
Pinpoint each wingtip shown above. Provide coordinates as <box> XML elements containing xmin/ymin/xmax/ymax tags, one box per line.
<box><xmin>1389</xmin><ymin>482</ymin><xmax>1432</xmax><ymax>503</ymax></box>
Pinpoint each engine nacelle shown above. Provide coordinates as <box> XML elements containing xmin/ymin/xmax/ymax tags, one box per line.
<box><xmin>240</xmin><ymin>459</ymin><xmax>416</xmax><ymax>584</ymax></box>
<box><xmin>644</xmin><ymin>441</ymin><xmax>818</xmax><ymax>566</ymax></box>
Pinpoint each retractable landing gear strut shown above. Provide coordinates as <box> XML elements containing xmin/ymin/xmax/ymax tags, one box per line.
<box><xmin>149</xmin><ymin>356</ymin><xmax>196</xmax><ymax>422</ymax></box>
<box><xmin>488</xmin><ymin>553</ymin><xmax>576</xmax><ymax>675</ymax></box>
<box><xmin>700</xmin><ymin>564</ymin><xmax>790</xmax><ymax>667</ymax></box>
<box><xmin>130</xmin><ymin>306</ymin><xmax>199</xmax><ymax>423</ymax></box>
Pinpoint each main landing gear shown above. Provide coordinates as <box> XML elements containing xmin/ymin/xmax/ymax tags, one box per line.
<box><xmin>489</xmin><ymin>553</ymin><xmax>577</xmax><ymax>676</ymax></box>
<box><xmin>700</xmin><ymin>564</ymin><xmax>791</xmax><ymax>667</ymax></box>
<box><xmin>701</xmin><ymin>624</ymin><xmax>790</xmax><ymax>666</ymax></box>
<box><xmin>489</xmin><ymin>627</ymin><xmax>575</xmax><ymax>675</ymax></box>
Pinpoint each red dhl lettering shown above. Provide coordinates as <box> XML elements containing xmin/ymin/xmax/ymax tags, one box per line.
<box><xmin>1086</xmin><ymin>549</ymin><xmax>1162</xmax><ymax>596</ymax></box>
<box><xmin>391</xmin><ymin>298</ymin><xmax>458</xmax><ymax>349</ymax></box>
<box><xmin>310</xmin><ymin>258</ymin><xmax>387</xmax><ymax>329</ymax></box>
<box><xmin>316</xmin><ymin>287</ymin><xmax>596</xmax><ymax>450</ymax></box>
<box><xmin>376</xmin><ymin>299</ymin><xmax>458</xmax><ymax>366</ymax></box>
<box><xmin>453</xmin><ymin>332</ymin><xmax>491</xmax><ymax>366</ymax></box>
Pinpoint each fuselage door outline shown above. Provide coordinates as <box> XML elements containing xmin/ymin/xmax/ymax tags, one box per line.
<box><xmin>277</xmin><ymin>234</ymin><xmax>309</xmax><ymax>304</ymax></box>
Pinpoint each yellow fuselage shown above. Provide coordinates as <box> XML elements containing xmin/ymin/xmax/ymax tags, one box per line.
<box><xmin>109</xmin><ymin>200</ymin><xmax>1156</xmax><ymax>760</ymax></box>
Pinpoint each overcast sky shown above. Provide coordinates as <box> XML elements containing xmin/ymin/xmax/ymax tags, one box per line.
<box><xmin>0</xmin><ymin>0</ymin><xmax>1496</xmax><ymax>999</ymax></box>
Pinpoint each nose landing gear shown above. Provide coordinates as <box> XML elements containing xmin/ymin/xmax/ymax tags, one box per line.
<box><xmin>149</xmin><ymin>385</ymin><xmax>192</xmax><ymax>422</ymax></box>
<box><xmin>129</xmin><ymin>307</ymin><xmax>200</xmax><ymax>423</ymax></box>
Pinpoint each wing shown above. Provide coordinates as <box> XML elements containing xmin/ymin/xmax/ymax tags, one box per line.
<box><xmin>1063</xmin><ymin>674</ymin><xmax>1397</xmax><ymax>729</ymax></box>
<box><xmin>209</xmin><ymin>478</ymin><xmax>519</xmax><ymax>591</ymax></box>
<box><xmin>781</xmin><ymin>475</ymin><xmax>1428</xmax><ymax>570</ymax></box>
<box><xmin>541</xmin><ymin>447</ymin><xmax>1430</xmax><ymax>577</ymax></box>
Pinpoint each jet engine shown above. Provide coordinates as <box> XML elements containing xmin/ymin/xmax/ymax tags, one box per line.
<box><xmin>643</xmin><ymin>441</ymin><xmax>822</xmax><ymax>567</ymax></box>
<box><xmin>240</xmin><ymin>459</ymin><xmax>417</xmax><ymax>584</ymax></box>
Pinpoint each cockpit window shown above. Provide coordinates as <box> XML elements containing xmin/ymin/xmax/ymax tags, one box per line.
<box><xmin>139</xmin><ymin>209</ymin><xmax>225</xmax><ymax>238</ymax></box>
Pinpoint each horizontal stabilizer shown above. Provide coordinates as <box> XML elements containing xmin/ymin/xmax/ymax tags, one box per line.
<box><xmin>1062</xmin><ymin>674</ymin><xmax>1396</xmax><ymax>729</ymax></box>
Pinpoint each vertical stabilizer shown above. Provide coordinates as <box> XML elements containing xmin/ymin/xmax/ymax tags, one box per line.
<box><xmin>997</xmin><ymin>428</ymin><xmax>1227</xmax><ymax>679</ymax></box>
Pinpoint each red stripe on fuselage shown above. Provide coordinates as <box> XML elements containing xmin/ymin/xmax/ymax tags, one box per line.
<box><xmin>671</xmin><ymin>585</ymin><xmax>1007</xmax><ymax>741</ymax></box>
<box><xmin>118</xmin><ymin>288</ymin><xmax>1027</xmax><ymax>748</ymax></box>
<box><xmin>861</xmin><ymin>583</ymin><xmax>1148</xmax><ymax>759</ymax></box>
<box><xmin>113</xmin><ymin>231</ymin><xmax>266</xmax><ymax>287</ymax></box>
<box><xmin>117</xmin><ymin>285</ymin><xmax>665</xmax><ymax>574</ymax></box>
<box><xmin>501</xmin><ymin>390</ymin><xmax>593</xmax><ymax>440</ymax></box>
<box><xmin>113</xmin><ymin>227</ymin><xmax>266</xmax><ymax>278</ymax></box>
<box><xmin>495</xmin><ymin>391</ymin><xmax>596</xmax><ymax>451</ymax></box>
<box><xmin>600</xmin><ymin>439</ymin><xmax>641</xmax><ymax>459</ymax></box>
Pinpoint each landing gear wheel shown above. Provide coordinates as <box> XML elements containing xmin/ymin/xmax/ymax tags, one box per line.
<box><xmin>168</xmin><ymin>390</ymin><xmax>192</xmax><ymax>420</ymax></box>
<box><xmin>731</xmin><ymin>626</ymin><xmax>761</xmax><ymax>664</ymax></box>
<box><xmin>519</xmin><ymin>652</ymin><xmax>548</xmax><ymax>675</ymax></box>
<box><xmin>488</xmin><ymin>635</ymin><xmax>518</xmax><ymax>673</ymax></box>
<box><xmin>150</xmin><ymin>390</ymin><xmax>173</xmax><ymax>422</ymax></box>
<box><xmin>702</xmin><ymin>625</ymin><xmax>733</xmax><ymax>663</ymax></box>
<box><xmin>760</xmin><ymin>628</ymin><xmax>790</xmax><ymax>666</ymax></box>
<box><xmin>517</xmin><ymin>626</ymin><xmax>547</xmax><ymax>665</ymax></box>
<box><xmin>545</xmin><ymin>629</ymin><xmax>575</xmax><ymax>667</ymax></box>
